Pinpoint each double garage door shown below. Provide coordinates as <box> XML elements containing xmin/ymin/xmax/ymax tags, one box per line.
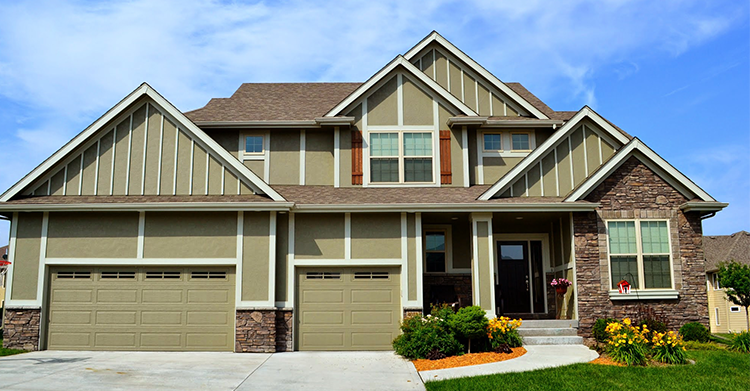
<box><xmin>296</xmin><ymin>267</ymin><xmax>401</xmax><ymax>351</ymax></box>
<box><xmin>46</xmin><ymin>267</ymin><xmax>235</xmax><ymax>351</ymax></box>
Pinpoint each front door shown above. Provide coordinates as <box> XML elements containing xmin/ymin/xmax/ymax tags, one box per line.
<box><xmin>497</xmin><ymin>241</ymin><xmax>531</xmax><ymax>314</ymax></box>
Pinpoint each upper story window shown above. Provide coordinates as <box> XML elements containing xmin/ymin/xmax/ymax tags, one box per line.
<box><xmin>511</xmin><ymin>133</ymin><xmax>531</xmax><ymax>151</ymax></box>
<box><xmin>483</xmin><ymin>133</ymin><xmax>502</xmax><ymax>151</ymax></box>
<box><xmin>245</xmin><ymin>136</ymin><xmax>264</xmax><ymax>154</ymax></box>
<box><xmin>608</xmin><ymin>220</ymin><xmax>672</xmax><ymax>290</ymax></box>
<box><xmin>370</xmin><ymin>131</ymin><xmax>433</xmax><ymax>183</ymax></box>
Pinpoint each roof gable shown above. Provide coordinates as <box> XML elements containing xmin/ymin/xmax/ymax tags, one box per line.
<box><xmin>325</xmin><ymin>56</ymin><xmax>476</xmax><ymax>117</ymax></box>
<box><xmin>478</xmin><ymin>106</ymin><xmax>631</xmax><ymax>200</ymax></box>
<box><xmin>404</xmin><ymin>31</ymin><xmax>549</xmax><ymax>120</ymax></box>
<box><xmin>564</xmin><ymin>138</ymin><xmax>716</xmax><ymax>203</ymax></box>
<box><xmin>0</xmin><ymin>83</ymin><xmax>285</xmax><ymax>202</ymax></box>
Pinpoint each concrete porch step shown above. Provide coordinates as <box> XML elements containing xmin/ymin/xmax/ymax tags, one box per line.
<box><xmin>519</xmin><ymin>319</ymin><xmax>579</xmax><ymax>329</ymax></box>
<box><xmin>518</xmin><ymin>327</ymin><xmax>579</xmax><ymax>337</ymax></box>
<box><xmin>523</xmin><ymin>336</ymin><xmax>584</xmax><ymax>345</ymax></box>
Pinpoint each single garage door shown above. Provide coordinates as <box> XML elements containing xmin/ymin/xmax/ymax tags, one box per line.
<box><xmin>46</xmin><ymin>267</ymin><xmax>235</xmax><ymax>351</ymax></box>
<box><xmin>296</xmin><ymin>267</ymin><xmax>400</xmax><ymax>351</ymax></box>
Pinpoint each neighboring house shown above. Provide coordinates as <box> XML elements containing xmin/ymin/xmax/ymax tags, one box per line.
<box><xmin>0</xmin><ymin>32</ymin><xmax>727</xmax><ymax>352</ymax></box>
<box><xmin>1</xmin><ymin>245</ymin><xmax>7</xmax><ymax>310</ymax></box>
<box><xmin>704</xmin><ymin>231</ymin><xmax>750</xmax><ymax>333</ymax></box>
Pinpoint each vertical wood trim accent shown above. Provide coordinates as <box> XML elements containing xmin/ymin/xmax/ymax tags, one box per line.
<box><xmin>137</xmin><ymin>211</ymin><xmax>145</xmax><ymax>259</ymax></box>
<box><xmin>462</xmin><ymin>127</ymin><xmax>470</xmax><ymax>187</ymax></box>
<box><xmin>415</xmin><ymin>212</ymin><xmax>424</xmax><ymax>305</ymax></box>
<box><xmin>189</xmin><ymin>140</ymin><xmax>195</xmax><ymax>195</ymax></box>
<box><xmin>172</xmin><ymin>128</ymin><xmax>179</xmax><ymax>196</ymax></box>
<box><xmin>141</xmin><ymin>104</ymin><xmax>149</xmax><ymax>195</ymax></box>
<box><xmin>156</xmin><ymin>115</ymin><xmax>164</xmax><ymax>196</ymax></box>
<box><xmin>351</xmin><ymin>130</ymin><xmax>363</xmax><ymax>185</ymax></box>
<box><xmin>345</xmin><ymin>212</ymin><xmax>352</xmax><ymax>260</ymax></box>
<box><xmin>439</xmin><ymin>130</ymin><xmax>452</xmax><ymax>184</ymax></box>
<box><xmin>94</xmin><ymin>139</ymin><xmax>100</xmax><ymax>195</ymax></box>
<box><xmin>236</xmin><ymin>211</ymin><xmax>244</xmax><ymax>304</ymax></box>
<box><xmin>125</xmin><ymin>114</ymin><xmax>133</xmax><ymax>195</ymax></box>
<box><xmin>62</xmin><ymin>165</ymin><xmax>68</xmax><ymax>196</ymax></box>
<box><xmin>205</xmin><ymin>151</ymin><xmax>210</xmax><ymax>195</ymax></box>
<box><xmin>268</xmin><ymin>212</ymin><xmax>277</xmax><ymax>304</ymax></box>
<box><xmin>110</xmin><ymin>127</ymin><xmax>117</xmax><ymax>196</ymax></box>
<box><xmin>299</xmin><ymin>130</ymin><xmax>306</xmax><ymax>185</ymax></box>
<box><xmin>78</xmin><ymin>152</ymin><xmax>84</xmax><ymax>196</ymax></box>
<box><xmin>334</xmin><ymin>126</ymin><xmax>340</xmax><ymax>188</ymax></box>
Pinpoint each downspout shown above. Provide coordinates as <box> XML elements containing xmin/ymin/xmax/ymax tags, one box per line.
<box><xmin>700</xmin><ymin>212</ymin><xmax>716</xmax><ymax>220</ymax></box>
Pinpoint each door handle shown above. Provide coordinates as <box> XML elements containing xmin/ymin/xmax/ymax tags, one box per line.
<box><xmin>525</xmin><ymin>275</ymin><xmax>529</xmax><ymax>292</ymax></box>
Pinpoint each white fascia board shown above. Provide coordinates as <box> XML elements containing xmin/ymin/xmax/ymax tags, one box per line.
<box><xmin>325</xmin><ymin>56</ymin><xmax>476</xmax><ymax>117</ymax></box>
<box><xmin>0</xmin><ymin>202</ymin><xmax>294</xmax><ymax>212</ymax></box>
<box><xmin>143</xmin><ymin>85</ymin><xmax>285</xmax><ymax>202</ymax></box>
<box><xmin>0</xmin><ymin>83</ymin><xmax>287</xmax><ymax>203</ymax></box>
<box><xmin>403</xmin><ymin>31</ymin><xmax>549</xmax><ymax>120</ymax></box>
<box><xmin>484</xmin><ymin>119</ymin><xmax>565</xmax><ymax>128</ymax></box>
<box><xmin>565</xmin><ymin>138</ymin><xmax>717</xmax><ymax>202</ymax></box>
<box><xmin>292</xmin><ymin>203</ymin><xmax>599</xmax><ymax>213</ymax></box>
<box><xmin>680</xmin><ymin>202</ymin><xmax>728</xmax><ymax>212</ymax></box>
<box><xmin>477</xmin><ymin>107</ymin><xmax>631</xmax><ymax>201</ymax></box>
<box><xmin>196</xmin><ymin>120</ymin><xmax>319</xmax><ymax>128</ymax></box>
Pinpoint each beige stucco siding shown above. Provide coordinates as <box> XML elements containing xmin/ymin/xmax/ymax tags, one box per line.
<box><xmin>143</xmin><ymin>212</ymin><xmax>237</xmax><ymax>258</ymax></box>
<box><xmin>208</xmin><ymin>130</ymin><xmax>241</xmax><ymax>160</ymax></box>
<box><xmin>295</xmin><ymin>213</ymin><xmax>345</xmax><ymax>259</ymax></box>
<box><xmin>402</xmin><ymin>77</ymin><xmax>433</xmax><ymax>126</ymax></box>
<box><xmin>527</xmin><ymin>162</ymin><xmax>543</xmax><ymax>197</ymax></box>
<box><xmin>476</xmin><ymin>222</ymin><xmax>492</xmax><ymax>310</ymax></box>
<box><xmin>367</xmin><ymin>76</ymin><xmax>398</xmax><ymax>126</ymax></box>
<box><xmin>351</xmin><ymin>213</ymin><xmax>401</xmax><ymax>259</ymax></box>
<box><xmin>158</xmin><ymin>119</ymin><xmax>177</xmax><ymax>195</ymax></box>
<box><xmin>477</xmin><ymin>84</ymin><xmax>490</xmax><ymax>116</ymax></box>
<box><xmin>275</xmin><ymin>213</ymin><xmax>289</xmax><ymax>302</ymax></box>
<box><xmin>242</xmin><ymin>212</ymin><xmax>271</xmax><ymax>302</ymax></box>
<box><xmin>407</xmin><ymin>214</ymin><xmax>417</xmax><ymax>302</ymax></box>
<box><xmin>435</xmin><ymin>51</ymin><xmax>448</xmax><ymax>89</ymax></box>
<box><xmin>450</xmin><ymin>126</ymin><xmax>464</xmax><ymax>187</ymax></box>
<box><xmin>143</xmin><ymin>105</ymin><xmax>162</xmax><ymax>195</ymax></box>
<box><xmin>243</xmin><ymin>160</ymin><xmax>264</xmax><ymax>180</ymax></box>
<box><xmin>484</xmin><ymin>157</ymin><xmax>523</xmax><ymax>185</ymax></box>
<box><xmin>113</xmin><ymin>118</ymin><xmax>131</xmax><ymax>196</ymax></box>
<box><xmin>96</xmin><ymin>130</ymin><xmax>114</xmax><ymax>195</ymax></box>
<box><xmin>556</xmin><ymin>142</ymin><xmax>573</xmax><ymax>195</ymax></box>
<box><xmin>10</xmin><ymin>213</ymin><xmax>43</xmax><ymax>300</ymax></box>
<box><xmin>463</xmin><ymin>73</ymin><xmax>477</xmax><ymax>111</ymax></box>
<box><xmin>421</xmin><ymin>50</ymin><xmax>435</xmax><ymax>77</ymax></box>
<box><xmin>305</xmin><ymin>131</ymin><xmax>334</xmax><ymax>186</ymax></box>
<box><xmin>224</xmin><ymin>170</ymin><xmax>239</xmax><ymax>195</ymax></box>
<box><xmin>602</xmin><ymin>139</ymin><xmax>616</xmax><ymax>162</ymax></box>
<box><xmin>570</xmin><ymin>127</ymin><xmax>587</xmax><ymax>187</ymax></box>
<box><xmin>49</xmin><ymin>170</ymin><xmax>65</xmax><ymax>196</ymax></box>
<box><xmin>128</xmin><ymin>105</ymin><xmax>147</xmax><ymax>196</ymax></box>
<box><xmin>175</xmin><ymin>130</ymin><xmax>192</xmax><ymax>195</ymax></box>
<box><xmin>584</xmin><ymin>126</ymin><xmax>600</xmax><ymax>175</ymax></box>
<box><xmin>46</xmin><ymin>212</ymin><xmax>139</xmax><ymax>258</ymax></box>
<box><xmin>81</xmin><ymin>144</ymin><xmax>97</xmax><ymax>195</ymax></box>
<box><xmin>192</xmin><ymin>145</ymin><xmax>208</xmax><ymax>195</ymax></box>
<box><xmin>208</xmin><ymin>156</ymin><xmax>223</xmax><ymax>194</ymax></box>
<box><xmin>65</xmin><ymin>156</ymin><xmax>82</xmax><ymax>196</ymax></box>
<box><xmin>542</xmin><ymin>153</ymin><xmax>557</xmax><ymax>197</ymax></box>
<box><xmin>449</xmin><ymin>61</ymin><xmax>461</xmax><ymax>96</ymax></box>
<box><xmin>269</xmin><ymin>130</ymin><xmax>301</xmax><ymax>185</ymax></box>
<box><xmin>453</xmin><ymin>219</ymin><xmax>471</xmax><ymax>269</ymax></box>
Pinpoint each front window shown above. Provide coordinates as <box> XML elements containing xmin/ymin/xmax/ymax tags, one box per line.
<box><xmin>370</xmin><ymin>132</ymin><xmax>433</xmax><ymax>183</ymax></box>
<box><xmin>245</xmin><ymin>136</ymin><xmax>264</xmax><ymax>154</ymax></box>
<box><xmin>425</xmin><ymin>231</ymin><xmax>446</xmax><ymax>272</ymax></box>
<box><xmin>483</xmin><ymin>133</ymin><xmax>502</xmax><ymax>151</ymax></box>
<box><xmin>511</xmin><ymin>133</ymin><xmax>530</xmax><ymax>151</ymax></box>
<box><xmin>608</xmin><ymin>220</ymin><xmax>672</xmax><ymax>290</ymax></box>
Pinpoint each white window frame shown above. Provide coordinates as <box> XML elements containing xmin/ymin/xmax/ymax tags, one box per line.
<box><xmin>510</xmin><ymin>132</ymin><xmax>533</xmax><ymax>152</ymax></box>
<box><xmin>368</xmin><ymin>130</ymin><xmax>435</xmax><ymax>184</ymax></box>
<box><xmin>730</xmin><ymin>306</ymin><xmax>741</xmax><ymax>313</ymax></box>
<box><xmin>714</xmin><ymin>307</ymin><xmax>720</xmax><ymax>325</ymax></box>
<box><xmin>482</xmin><ymin>132</ymin><xmax>503</xmax><ymax>152</ymax></box>
<box><xmin>240</xmin><ymin>133</ymin><xmax>267</xmax><ymax>161</ymax></box>
<box><xmin>606</xmin><ymin>219</ymin><xmax>675</xmax><ymax>291</ymax></box>
<box><xmin>423</xmin><ymin>225</ymin><xmax>466</xmax><ymax>274</ymax></box>
<box><xmin>480</xmin><ymin>130</ymin><xmax>536</xmax><ymax>158</ymax></box>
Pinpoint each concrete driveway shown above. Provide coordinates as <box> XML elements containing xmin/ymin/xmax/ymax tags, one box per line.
<box><xmin>0</xmin><ymin>350</ymin><xmax>424</xmax><ymax>391</ymax></box>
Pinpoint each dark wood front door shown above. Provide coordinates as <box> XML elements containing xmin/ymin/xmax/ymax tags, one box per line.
<box><xmin>497</xmin><ymin>241</ymin><xmax>531</xmax><ymax>314</ymax></box>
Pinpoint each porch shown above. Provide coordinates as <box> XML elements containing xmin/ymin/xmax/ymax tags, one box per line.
<box><xmin>417</xmin><ymin>212</ymin><xmax>578</xmax><ymax>320</ymax></box>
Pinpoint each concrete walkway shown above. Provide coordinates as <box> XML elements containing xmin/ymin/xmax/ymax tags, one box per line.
<box><xmin>419</xmin><ymin>345</ymin><xmax>599</xmax><ymax>382</ymax></box>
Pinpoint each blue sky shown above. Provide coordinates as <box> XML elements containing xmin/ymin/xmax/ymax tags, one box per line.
<box><xmin>0</xmin><ymin>0</ymin><xmax>747</xmax><ymax>244</ymax></box>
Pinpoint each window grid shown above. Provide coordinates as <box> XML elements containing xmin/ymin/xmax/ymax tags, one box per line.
<box><xmin>511</xmin><ymin>133</ymin><xmax>531</xmax><ymax>151</ymax></box>
<box><xmin>245</xmin><ymin>136</ymin><xmax>264</xmax><ymax>154</ymax></box>
<box><xmin>607</xmin><ymin>219</ymin><xmax>673</xmax><ymax>290</ymax></box>
<box><xmin>369</xmin><ymin>131</ymin><xmax>433</xmax><ymax>184</ymax></box>
<box><xmin>483</xmin><ymin>133</ymin><xmax>502</xmax><ymax>151</ymax></box>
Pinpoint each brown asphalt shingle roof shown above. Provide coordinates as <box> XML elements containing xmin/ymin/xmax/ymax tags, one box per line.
<box><xmin>273</xmin><ymin>185</ymin><xmax>581</xmax><ymax>205</ymax></box>
<box><xmin>185</xmin><ymin>83</ymin><xmax>362</xmax><ymax>122</ymax></box>
<box><xmin>704</xmin><ymin>231</ymin><xmax>750</xmax><ymax>272</ymax></box>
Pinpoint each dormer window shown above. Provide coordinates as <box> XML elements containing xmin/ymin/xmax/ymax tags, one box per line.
<box><xmin>370</xmin><ymin>131</ymin><xmax>433</xmax><ymax>183</ymax></box>
<box><xmin>245</xmin><ymin>136</ymin><xmax>264</xmax><ymax>154</ymax></box>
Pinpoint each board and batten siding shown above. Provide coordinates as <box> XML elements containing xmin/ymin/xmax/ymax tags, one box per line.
<box><xmin>26</xmin><ymin>99</ymin><xmax>254</xmax><ymax>197</ymax></box>
<box><xmin>411</xmin><ymin>43</ymin><xmax>528</xmax><ymax>117</ymax></box>
<box><xmin>501</xmin><ymin>121</ymin><xmax>620</xmax><ymax>198</ymax></box>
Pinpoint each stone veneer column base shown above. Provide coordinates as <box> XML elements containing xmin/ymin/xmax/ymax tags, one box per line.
<box><xmin>235</xmin><ymin>309</ymin><xmax>276</xmax><ymax>353</ymax></box>
<box><xmin>275</xmin><ymin>309</ymin><xmax>293</xmax><ymax>352</ymax></box>
<box><xmin>3</xmin><ymin>308</ymin><xmax>41</xmax><ymax>351</ymax></box>
<box><xmin>403</xmin><ymin>308</ymin><xmax>423</xmax><ymax>318</ymax></box>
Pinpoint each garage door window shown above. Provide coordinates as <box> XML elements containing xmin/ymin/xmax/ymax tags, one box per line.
<box><xmin>100</xmin><ymin>271</ymin><xmax>136</xmax><ymax>279</ymax></box>
<box><xmin>354</xmin><ymin>271</ymin><xmax>389</xmax><ymax>280</ymax></box>
<box><xmin>145</xmin><ymin>271</ymin><xmax>181</xmax><ymax>280</ymax></box>
<box><xmin>306</xmin><ymin>272</ymin><xmax>341</xmax><ymax>280</ymax></box>
<box><xmin>56</xmin><ymin>271</ymin><xmax>91</xmax><ymax>280</ymax></box>
<box><xmin>191</xmin><ymin>271</ymin><xmax>227</xmax><ymax>280</ymax></box>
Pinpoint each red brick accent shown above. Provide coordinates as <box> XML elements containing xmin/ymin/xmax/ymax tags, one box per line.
<box><xmin>575</xmin><ymin>157</ymin><xmax>709</xmax><ymax>336</ymax></box>
<box><xmin>3</xmin><ymin>308</ymin><xmax>40</xmax><ymax>351</ymax></box>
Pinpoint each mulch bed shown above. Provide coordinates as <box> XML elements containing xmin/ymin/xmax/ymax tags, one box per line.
<box><xmin>412</xmin><ymin>347</ymin><xmax>527</xmax><ymax>371</ymax></box>
<box><xmin>589</xmin><ymin>355</ymin><xmax>625</xmax><ymax>366</ymax></box>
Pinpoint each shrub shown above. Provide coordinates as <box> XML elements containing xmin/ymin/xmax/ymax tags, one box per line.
<box><xmin>449</xmin><ymin>306</ymin><xmax>489</xmax><ymax>353</ymax></box>
<box><xmin>593</xmin><ymin>318</ymin><xmax>618</xmax><ymax>343</ymax></box>
<box><xmin>729</xmin><ymin>331</ymin><xmax>750</xmax><ymax>353</ymax></box>
<box><xmin>650</xmin><ymin>330</ymin><xmax>687</xmax><ymax>364</ymax></box>
<box><xmin>679</xmin><ymin>322</ymin><xmax>711</xmax><ymax>342</ymax></box>
<box><xmin>487</xmin><ymin>316</ymin><xmax>523</xmax><ymax>348</ymax></box>
<box><xmin>392</xmin><ymin>314</ymin><xmax>463</xmax><ymax>359</ymax></box>
<box><xmin>605</xmin><ymin>318</ymin><xmax>649</xmax><ymax>366</ymax></box>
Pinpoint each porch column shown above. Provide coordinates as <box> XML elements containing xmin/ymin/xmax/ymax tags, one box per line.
<box><xmin>470</xmin><ymin>213</ymin><xmax>496</xmax><ymax>318</ymax></box>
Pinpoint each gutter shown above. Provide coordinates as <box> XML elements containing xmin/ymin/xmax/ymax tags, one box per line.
<box><xmin>446</xmin><ymin>117</ymin><xmax>564</xmax><ymax>128</ymax></box>
<box><xmin>291</xmin><ymin>202</ymin><xmax>600</xmax><ymax>213</ymax></box>
<box><xmin>680</xmin><ymin>202</ymin><xmax>728</xmax><ymax>213</ymax></box>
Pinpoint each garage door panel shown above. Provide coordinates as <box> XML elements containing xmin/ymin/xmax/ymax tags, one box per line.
<box><xmin>297</xmin><ymin>267</ymin><xmax>400</xmax><ymax>351</ymax></box>
<box><xmin>47</xmin><ymin>267</ymin><xmax>234</xmax><ymax>351</ymax></box>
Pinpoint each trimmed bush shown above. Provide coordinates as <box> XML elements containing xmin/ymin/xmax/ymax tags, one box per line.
<box><xmin>729</xmin><ymin>331</ymin><xmax>750</xmax><ymax>353</ymax></box>
<box><xmin>449</xmin><ymin>306</ymin><xmax>489</xmax><ymax>353</ymax></box>
<box><xmin>392</xmin><ymin>314</ymin><xmax>464</xmax><ymax>359</ymax></box>
<box><xmin>593</xmin><ymin>318</ymin><xmax>618</xmax><ymax>343</ymax></box>
<box><xmin>679</xmin><ymin>322</ymin><xmax>710</xmax><ymax>342</ymax></box>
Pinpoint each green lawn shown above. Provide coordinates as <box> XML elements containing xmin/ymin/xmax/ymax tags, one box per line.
<box><xmin>425</xmin><ymin>350</ymin><xmax>750</xmax><ymax>391</ymax></box>
<box><xmin>0</xmin><ymin>338</ymin><xmax>26</xmax><ymax>357</ymax></box>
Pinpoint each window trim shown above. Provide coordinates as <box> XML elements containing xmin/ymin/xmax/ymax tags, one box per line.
<box><xmin>510</xmin><ymin>132</ymin><xmax>532</xmax><ymax>152</ymax></box>
<box><xmin>730</xmin><ymin>306</ymin><xmax>741</xmax><ymax>313</ymax></box>
<box><xmin>606</xmin><ymin>219</ymin><xmax>675</xmax><ymax>292</ymax></box>
<box><xmin>239</xmin><ymin>133</ymin><xmax>268</xmax><ymax>161</ymax></box>
<box><xmin>714</xmin><ymin>307</ymin><xmax>720</xmax><ymax>325</ymax></box>
<box><xmin>480</xmin><ymin>130</ymin><xmax>536</xmax><ymax>158</ymax></box>
<box><xmin>422</xmin><ymin>225</ymin><xmax>463</xmax><ymax>274</ymax></box>
<box><xmin>482</xmin><ymin>133</ymin><xmax>503</xmax><ymax>152</ymax></box>
<box><xmin>368</xmin><ymin>130</ymin><xmax>436</xmax><ymax>184</ymax></box>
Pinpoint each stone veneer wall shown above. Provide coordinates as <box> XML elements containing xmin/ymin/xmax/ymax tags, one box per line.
<box><xmin>3</xmin><ymin>308</ymin><xmax>41</xmax><ymax>351</ymax></box>
<box><xmin>423</xmin><ymin>274</ymin><xmax>473</xmax><ymax>310</ymax></box>
<box><xmin>275</xmin><ymin>310</ymin><xmax>293</xmax><ymax>352</ymax></box>
<box><xmin>576</xmin><ymin>157</ymin><xmax>709</xmax><ymax>337</ymax></box>
<box><xmin>235</xmin><ymin>309</ymin><xmax>276</xmax><ymax>353</ymax></box>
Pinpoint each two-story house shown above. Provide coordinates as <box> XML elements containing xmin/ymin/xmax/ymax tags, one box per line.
<box><xmin>1</xmin><ymin>32</ymin><xmax>726</xmax><ymax>352</ymax></box>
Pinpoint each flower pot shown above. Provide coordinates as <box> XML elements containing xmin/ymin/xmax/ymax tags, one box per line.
<box><xmin>555</xmin><ymin>286</ymin><xmax>568</xmax><ymax>295</ymax></box>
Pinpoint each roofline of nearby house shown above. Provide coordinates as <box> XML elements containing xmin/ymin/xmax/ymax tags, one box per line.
<box><xmin>194</xmin><ymin>117</ymin><xmax>356</xmax><ymax>129</ymax></box>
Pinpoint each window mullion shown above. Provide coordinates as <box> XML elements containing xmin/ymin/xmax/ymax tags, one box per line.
<box><xmin>398</xmin><ymin>132</ymin><xmax>404</xmax><ymax>183</ymax></box>
<box><xmin>635</xmin><ymin>221</ymin><xmax>645</xmax><ymax>289</ymax></box>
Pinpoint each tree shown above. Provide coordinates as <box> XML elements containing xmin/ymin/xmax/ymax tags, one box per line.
<box><xmin>717</xmin><ymin>261</ymin><xmax>750</xmax><ymax>330</ymax></box>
